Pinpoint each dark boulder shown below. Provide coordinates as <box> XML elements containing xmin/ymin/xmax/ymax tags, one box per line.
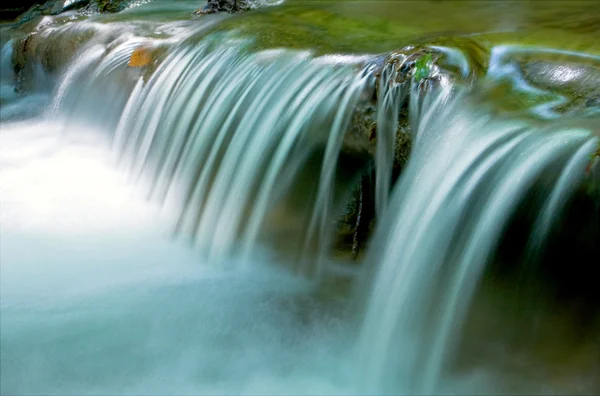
<box><xmin>193</xmin><ymin>0</ymin><xmax>253</xmax><ymax>15</ymax></box>
<box><xmin>82</xmin><ymin>0</ymin><xmax>132</xmax><ymax>13</ymax></box>
<box><xmin>0</xmin><ymin>0</ymin><xmax>44</xmax><ymax>20</ymax></box>
<box><xmin>5</xmin><ymin>0</ymin><xmax>131</xmax><ymax>23</ymax></box>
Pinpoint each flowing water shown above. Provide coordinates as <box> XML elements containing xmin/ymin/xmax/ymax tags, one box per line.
<box><xmin>357</xmin><ymin>85</ymin><xmax>599</xmax><ymax>394</ymax></box>
<box><xmin>1</xmin><ymin>1</ymin><xmax>600</xmax><ymax>395</ymax></box>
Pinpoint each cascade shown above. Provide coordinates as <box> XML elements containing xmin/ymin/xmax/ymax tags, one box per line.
<box><xmin>51</xmin><ymin>33</ymin><xmax>374</xmax><ymax>275</ymax></box>
<box><xmin>2</xmin><ymin>3</ymin><xmax>600</xmax><ymax>394</ymax></box>
<box><xmin>357</xmin><ymin>77</ymin><xmax>599</xmax><ymax>394</ymax></box>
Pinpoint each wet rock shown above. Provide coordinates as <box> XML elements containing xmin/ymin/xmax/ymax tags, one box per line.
<box><xmin>585</xmin><ymin>144</ymin><xmax>600</xmax><ymax>198</ymax></box>
<box><xmin>345</xmin><ymin>101</ymin><xmax>411</xmax><ymax>167</ymax></box>
<box><xmin>337</xmin><ymin>42</ymin><xmax>600</xmax><ymax>260</ymax></box>
<box><xmin>337</xmin><ymin>93</ymin><xmax>412</xmax><ymax>259</ymax></box>
<box><xmin>336</xmin><ymin>43</ymin><xmax>483</xmax><ymax>258</ymax></box>
<box><xmin>482</xmin><ymin>49</ymin><xmax>600</xmax><ymax>118</ymax></box>
<box><xmin>334</xmin><ymin>171</ymin><xmax>376</xmax><ymax>260</ymax></box>
<box><xmin>384</xmin><ymin>46</ymin><xmax>442</xmax><ymax>84</ymax></box>
<box><xmin>11</xmin><ymin>0</ymin><xmax>90</xmax><ymax>24</ymax></box>
<box><xmin>193</xmin><ymin>0</ymin><xmax>253</xmax><ymax>15</ymax></box>
<box><xmin>522</xmin><ymin>60</ymin><xmax>600</xmax><ymax>116</ymax></box>
<box><xmin>394</xmin><ymin>122</ymin><xmax>411</xmax><ymax>167</ymax></box>
<box><xmin>376</xmin><ymin>40</ymin><xmax>485</xmax><ymax>94</ymax></box>
<box><xmin>337</xmin><ymin>116</ymin><xmax>412</xmax><ymax>257</ymax></box>
<box><xmin>0</xmin><ymin>0</ymin><xmax>42</xmax><ymax>21</ymax></box>
<box><xmin>11</xmin><ymin>24</ymin><xmax>95</xmax><ymax>92</ymax></box>
<box><xmin>9</xmin><ymin>0</ymin><xmax>131</xmax><ymax>23</ymax></box>
<box><xmin>343</xmin><ymin>103</ymin><xmax>376</xmax><ymax>158</ymax></box>
<box><xmin>11</xmin><ymin>34</ymin><xmax>33</xmax><ymax>92</ymax></box>
<box><xmin>83</xmin><ymin>0</ymin><xmax>132</xmax><ymax>13</ymax></box>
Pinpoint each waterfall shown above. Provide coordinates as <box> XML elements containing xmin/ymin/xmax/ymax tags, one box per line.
<box><xmin>1</xmin><ymin>40</ymin><xmax>14</xmax><ymax>84</ymax></box>
<box><xmin>51</xmin><ymin>34</ymin><xmax>374</xmax><ymax>274</ymax></box>
<box><xmin>0</xmin><ymin>40</ymin><xmax>17</xmax><ymax>119</ymax></box>
<box><xmin>356</xmin><ymin>81</ymin><xmax>599</xmax><ymax>394</ymax></box>
<box><xmin>7</xmin><ymin>13</ymin><xmax>599</xmax><ymax>392</ymax></box>
<box><xmin>374</xmin><ymin>61</ymin><xmax>406</xmax><ymax>217</ymax></box>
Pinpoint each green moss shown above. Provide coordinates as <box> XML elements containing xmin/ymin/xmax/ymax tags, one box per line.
<box><xmin>413</xmin><ymin>53</ymin><xmax>433</xmax><ymax>82</ymax></box>
<box><xmin>206</xmin><ymin>0</ymin><xmax>600</xmax><ymax>55</ymax></box>
<box><xmin>210</xmin><ymin>5</ymin><xmax>419</xmax><ymax>55</ymax></box>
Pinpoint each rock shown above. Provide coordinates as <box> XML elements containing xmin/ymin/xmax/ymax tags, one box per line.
<box><xmin>0</xmin><ymin>0</ymin><xmax>42</xmax><ymax>21</ymax></box>
<box><xmin>193</xmin><ymin>0</ymin><xmax>253</xmax><ymax>15</ymax></box>
<box><xmin>10</xmin><ymin>24</ymin><xmax>96</xmax><ymax>92</ymax></box>
<box><xmin>520</xmin><ymin>59</ymin><xmax>600</xmax><ymax>117</ymax></box>
<box><xmin>334</xmin><ymin>171</ymin><xmax>376</xmax><ymax>260</ymax></box>
<box><xmin>336</xmin><ymin>43</ymin><xmax>482</xmax><ymax>258</ymax></box>
<box><xmin>83</xmin><ymin>0</ymin><xmax>131</xmax><ymax>13</ymax></box>
<box><xmin>376</xmin><ymin>41</ymin><xmax>484</xmax><ymax>92</ymax></box>
<box><xmin>11</xmin><ymin>34</ymin><xmax>33</xmax><ymax>92</ymax></box>
<box><xmin>10</xmin><ymin>0</ymin><xmax>91</xmax><ymax>24</ymax></box>
<box><xmin>6</xmin><ymin>0</ymin><xmax>131</xmax><ymax>23</ymax></box>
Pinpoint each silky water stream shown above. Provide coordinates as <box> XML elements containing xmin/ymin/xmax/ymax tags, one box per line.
<box><xmin>1</xmin><ymin>9</ymin><xmax>600</xmax><ymax>395</ymax></box>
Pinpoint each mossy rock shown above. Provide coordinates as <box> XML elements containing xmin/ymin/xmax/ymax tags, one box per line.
<box><xmin>10</xmin><ymin>23</ymin><xmax>96</xmax><ymax>91</ymax></box>
<box><xmin>90</xmin><ymin>0</ymin><xmax>131</xmax><ymax>13</ymax></box>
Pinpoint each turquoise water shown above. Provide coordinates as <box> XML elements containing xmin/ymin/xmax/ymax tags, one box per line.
<box><xmin>1</xmin><ymin>1</ymin><xmax>599</xmax><ymax>394</ymax></box>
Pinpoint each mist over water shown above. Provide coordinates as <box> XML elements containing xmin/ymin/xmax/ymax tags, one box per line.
<box><xmin>0</xmin><ymin>121</ymin><xmax>354</xmax><ymax>395</ymax></box>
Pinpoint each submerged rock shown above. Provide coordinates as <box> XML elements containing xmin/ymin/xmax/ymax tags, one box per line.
<box><xmin>521</xmin><ymin>59</ymin><xmax>600</xmax><ymax>117</ymax></box>
<box><xmin>481</xmin><ymin>46</ymin><xmax>600</xmax><ymax>118</ymax></box>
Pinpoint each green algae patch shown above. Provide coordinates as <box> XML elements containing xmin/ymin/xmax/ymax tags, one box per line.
<box><xmin>208</xmin><ymin>0</ymin><xmax>600</xmax><ymax>56</ymax></box>
<box><xmin>210</xmin><ymin>5</ymin><xmax>420</xmax><ymax>55</ymax></box>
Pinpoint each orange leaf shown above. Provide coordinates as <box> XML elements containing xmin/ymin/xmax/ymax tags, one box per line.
<box><xmin>128</xmin><ymin>47</ymin><xmax>152</xmax><ymax>68</ymax></box>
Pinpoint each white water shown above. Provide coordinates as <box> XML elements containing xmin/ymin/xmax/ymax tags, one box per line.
<box><xmin>0</xmin><ymin>31</ymin><xmax>370</xmax><ymax>395</ymax></box>
<box><xmin>50</xmin><ymin>33</ymin><xmax>372</xmax><ymax>275</ymax></box>
<box><xmin>374</xmin><ymin>61</ymin><xmax>406</xmax><ymax>217</ymax></box>
<box><xmin>0</xmin><ymin>121</ymin><xmax>355</xmax><ymax>395</ymax></box>
<box><xmin>2</xmin><ymin>15</ymin><xmax>600</xmax><ymax>395</ymax></box>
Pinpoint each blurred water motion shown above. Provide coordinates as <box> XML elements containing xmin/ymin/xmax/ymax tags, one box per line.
<box><xmin>1</xmin><ymin>0</ymin><xmax>600</xmax><ymax>394</ymax></box>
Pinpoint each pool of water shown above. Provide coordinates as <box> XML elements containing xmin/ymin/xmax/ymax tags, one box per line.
<box><xmin>0</xmin><ymin>120</ymin><xmax>354</xmax><ymax>395</ymax></box>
